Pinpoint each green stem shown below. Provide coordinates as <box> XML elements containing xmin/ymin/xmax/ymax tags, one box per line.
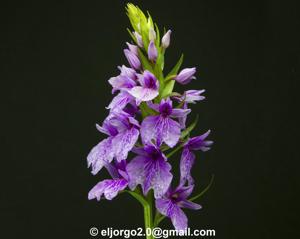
<box><xmin>153</xmin><ymin>210</ymin><xmax>165</xmax><ymax>227</ymax></box>
<box><xmin>143</xmin><ymin>204</ymin><xmax>153</xmax><ymax>239</ymax></box>
<box><xmin>190</xmin><ymin>174</ymin><xmax>215</xmax><ymax>201</ymax></box>
<box><xmin>144</xmin><ymin>191</ymin><xmax>154</xmax><ymax>239</ymax></box>
<box><xmin>125</xmin><ymin>189</ymin><xmax>153</xmax><ymax>239</ymax></box>
<box><xmin>166</xmin><ymin>143</ymin><xmax>184</xmax><ymax>159</ymax></box>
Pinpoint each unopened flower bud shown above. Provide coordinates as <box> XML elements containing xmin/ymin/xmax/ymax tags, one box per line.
<box><xmin>149</xmin><ymin>27</ymin><xmax>156</xmax><ymax>41</ymax></box>
<box><xmin>124</xmin><ymin>49</ymin><xmax>141</xmax><ymax>70</ymax></box>
<box><xmin>162</xmin><ymin>30</ymin><xmax>172</xmax><ymax>49</ymax></box>
<box><xmin>174</xmin><ymin>67</ymin><xmax>196</xmax><ymax>85</ymax></box>
<box><xmin>133</xmin><ymin>31</ymin><xmax>144</xmax><ymax>48</ymax></box>
<box><xmin>126</xmin><ymin>42</ymin><xmax>138</xmax><ymax>56</ymax></box>
<box><xmin>148</xmin><ymin>40</ymin><xmax>158</xmax><ymax>62</ymax></box>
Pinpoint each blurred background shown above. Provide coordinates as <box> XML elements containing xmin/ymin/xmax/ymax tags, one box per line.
<box><xmin>1</xmin><ymin>0</ymin><xmax>298</xmax><ymax>238</ymax></box>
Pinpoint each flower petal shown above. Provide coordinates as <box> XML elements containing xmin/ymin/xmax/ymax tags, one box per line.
<box><xmin>107</xmin><ymin>92</ymin><xmax>133</xmax><ymax>112</ymax></box>
<box><xmin>170</xmin><ymin>204</ymin><xmax>188</xmax><ymax>230</ymax></box>
<box><xmin>129</xmin><ymin>86</ymin><xmax>159</xmax><ymax>105</ymax></box>
<box><xmin>161</xmin><ymin>118</ymin><xmax>181</xmax><ymax>148</ymax></box>
<box><xmin>144</xmin><ymin>157</ymin><xmax>173</xmax><ymax>198</ymax></box>
<box><xmin>118</xmin><ymin>65</ymin><xmax>137</xmax><ymax>80</ymax></box>
<box><xmin>155</xmin><ymin>199</ymin><xmax>188</xmax><ymax>230</ymax></box>
<box><xmin>87</xmin><ymin>137</ymin><xmax>114</xmax><ymax>175</ymax></box>
<box><xmin>178</xmin><ymin>200</ymin><xmax>202</xmax><ymax>210</ymax></box>
<box><xmin>127</xmin><ymin>154</ymin><xmax>172</xmax><ymax>198</ymax></box>
<box><xmin>112</xmin><ymin>128</ymin><xmax>139</xmax><ymax>162</ymax></box>
<box><xmin>177</xmin><ymin>103</ymin><xmax>188</xmax><ymax>129</ymax></box>
<box><xmin>88</xmin><ymin>178</ymin><xmax>128</xmax><ymax>201</ymax></box>
<box><xmin>187</xmin><ymin>130</ymin><xmax>213</xmax><ymax>152</ymax></box>
<box><xmin>141</xmin><ymin>116</ymin><xmax>181</xmax><ymax>148</ymax></box>
<box><xmin>126</xmin><ymin>156</ymin><xmax>148</xmax><ymax>190</ymax></box>
<box><xmin>184</xmin><ymin>90</ymin><xmax>205</xmax><ymax>103</ymax></box>
<box><xmin>170</xmin><ymin>108</ymin><xmax>191</xmax><ymax>118</ymax></box>
<box><xmin>173</xmin><ymin>184</ymin><xmax>194</xmax><ymax>200</ymax></box>
<box><xmin>140</xmin><ymin>71</ymin><xmax>159</xmax><ymax>90</ymax></box>
<box><xmin>155</xmin><ymin>198</ymin><xmax>173</xmax><ymax>217</ymax></box>
<box><xmin>140</xmin><ymin>115</ymin><xmax>160</xmax><ymax>145</ymax></box>
<box><xmin>108</xmin><ymin>75</ymin><xmax>136</xmax><ymax>93</ymax></box>
<box><xmin>180</xmin><ymin>148</ymin><xmax>195</xmax><ymax>186</ymax></box>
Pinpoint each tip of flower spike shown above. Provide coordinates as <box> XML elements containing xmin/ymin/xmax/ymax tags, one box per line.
<box><xmin>126</xmin><ymin>3</ymin><xmax>148</xmax><ymax>33</ymax></box>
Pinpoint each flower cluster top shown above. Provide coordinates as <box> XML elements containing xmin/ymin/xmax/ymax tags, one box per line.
<box><xmin>87</xmin><ymin>4</ymin><xmax>213</xmax><ymax>231</ymax></box>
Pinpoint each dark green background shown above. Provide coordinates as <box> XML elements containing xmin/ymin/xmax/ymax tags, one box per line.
<box><xmin>2</xmin><ymin>0</ymin><xmax>298</xmax><ymax>238</ymax></box>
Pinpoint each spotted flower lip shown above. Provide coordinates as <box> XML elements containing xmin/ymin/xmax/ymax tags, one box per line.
<box><xmin>126</xmin><ymin>144</ymin><xmax>173</xmax><ymax>198</ymax></box>
<box><xmin>128</xmin><ymin>70</ymin><xmax>159</xmax><ymax>105</ymax></box>
<box><xmin>141</xmin><ymin>98</ymin><xmax>190</xmax><ymax>147</ymax></box>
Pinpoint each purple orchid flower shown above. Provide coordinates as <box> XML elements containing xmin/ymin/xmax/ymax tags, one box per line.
<box><xmin>173</xmin><ymin>90</ymin><xmax>206</xmax><ymax>104</ymax></box>
<box><xmin>126</xmin><ymin>144</ymin><xmax>173</xmax><ymax>198</ymax></box>
<box><xmin>109</xmin><ymin>111</ymin><xmax>140</xmax><ymax>162</ymax></box>
<box><xmin>185</xmin><ymin>130</ymin><xmax>213</xmax><ymax>152</ymax></box>
<box><xmin>128</xmin><ymin>70</ymin><xmax>159</xmax><ymax>105</ymax></box>
<box><xmin>155</xmin><ymin>184</ymin><xmax>201</xmax><ymax>231</ymax></box>
<box><xmin>88</xmin><ymin>160</ymin><xmax>129</xmax><ymax>201</ymax></box>
<box><xmin>141</xmin><ymin>98</ymin><xmax>190</xmax><ymax>148</ymax></box>
<box><xmin>107</xmin><ymin>66</ymin><xmax>138</xmax><ymax>112</ymax></box>
<box><xmin>87</xmin><ymin>111</ymin><xmax>140</xmax><ymax>174</ymax></box>
<box><xmin>155</xmin><ymin>149</ymin><xmax>202</xmax><ymax>231</ymax></box>
<box><xmin>180</xmin><ymin>130</ymin><xmax>213</xmax><ymax>185</ymax></box>
<box><xmin>172</xmin><ymin>90</ymin><xmax>205</xmax><ymax>129</ymax></box>
<box><xmin>108</xmin><ymin>75</ymin><xmax>136</xmax><ymax>94</ymax></box>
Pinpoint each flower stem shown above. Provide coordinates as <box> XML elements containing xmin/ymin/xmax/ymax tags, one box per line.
<box><xmin>153</xmin><ymin>210</ymin><xmax>165</xmax><ymax>227</ymax></box>
<box><xmin>144</xmin><ymin>191</ymin><xmax>154</xmax><ymax>239</ymax></box>
<box><xmin>166</xmin><ymin>143</ymin><xmax>184</xmax><ymax>159</ymax></box>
